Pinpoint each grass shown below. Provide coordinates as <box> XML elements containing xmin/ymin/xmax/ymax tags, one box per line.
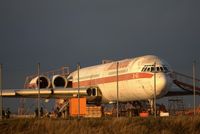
<box><xmin>0</xmin><ymin>116</ymin><xmax>200</xmax><ymax>134</ymax></box>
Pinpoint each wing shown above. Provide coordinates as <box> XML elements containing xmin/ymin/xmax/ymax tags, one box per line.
<box><xmin>1</xmin><ymin>88</ymin><xmax>89</xmax><ymax>99</ymax></box>
<box><xmin>1</xmin><ymin>87</ymin><xmax>102</xmax><ymax>103</ymax></box>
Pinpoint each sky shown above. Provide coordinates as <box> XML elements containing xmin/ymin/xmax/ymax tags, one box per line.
<box><xmin>0</xmin><ymin>0</ymin><xmax>200</xmax><ymax>112</ymax></box>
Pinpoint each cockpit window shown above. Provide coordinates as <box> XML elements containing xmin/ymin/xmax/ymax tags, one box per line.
<box><xmin>157</xmin><ymin>67</ymin><xmax>160</xmax><ymax>72</ymax></box>
<box><xmin>151</xmin><ymin>67</ymin><xmax>155</xmax><ymax>72</ymax></box>
<box><xmin>141</xmin><ymin>65</ymin><xmax>169</xmax><ymax>73</ymax></box>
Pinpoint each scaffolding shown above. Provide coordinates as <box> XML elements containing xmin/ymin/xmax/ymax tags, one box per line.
<box><xmin>168</xmin><ymin>97</ymin><xmax>185</xmax><ymax>115</ymax></box>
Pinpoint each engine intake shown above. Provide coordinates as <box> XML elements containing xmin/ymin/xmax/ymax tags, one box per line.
<box><xmin>52</xmin><ymin>75</ymin><xmax>67</xmax><ymax>88</ymax></box>
<box><xmin>87</xmin><ymin>88</ymin><xmax>98</xmax><ymax>96</ymax></box>
<box><xmin>29</xmin><ymin>75</ymin><xmax>51</xmax><ymax>89</ymax></box>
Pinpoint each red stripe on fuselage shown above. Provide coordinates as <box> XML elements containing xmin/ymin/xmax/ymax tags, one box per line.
<box><xmin>73</xmin><ymin>72</ymin><xmax>153</xmax><ymax>88</ymax></box>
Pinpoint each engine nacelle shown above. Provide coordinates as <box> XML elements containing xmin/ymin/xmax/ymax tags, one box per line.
<box><xmin>52</xmin><ymin>75</ymin><xmax>67</xmax><ymax>88</ymax></box>
<box><xmin>29</xmin><ymin>75</ymin><xmax>51</xmax><ymax>88</ymax></box>
<box><xmin>86</xmin><ymin>87</ymin><xmax>102</xmax><ymax>104</ymax></box>
<box><xmin>86</xmin><ymin>87</ymin><xmax>98</xmax><ymax>96</ymax></box>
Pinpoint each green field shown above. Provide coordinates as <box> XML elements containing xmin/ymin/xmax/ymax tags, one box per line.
<box><xmin>0</xmin><ymin>116</ymin><xmax>200</xmax><ymax>134</ymax></box>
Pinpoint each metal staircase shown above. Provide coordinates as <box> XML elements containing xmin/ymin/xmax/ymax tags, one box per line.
<box><xmin>172</xmin><ymin>71</ymin><xmax>200</xmax><ymax>94</ymax></box>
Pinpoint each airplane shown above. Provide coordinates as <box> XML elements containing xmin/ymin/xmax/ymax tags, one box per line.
<box><xmin>1</xmin><ymin>55</ymin><xmax>200</xmax><ymax>105</ymax></box>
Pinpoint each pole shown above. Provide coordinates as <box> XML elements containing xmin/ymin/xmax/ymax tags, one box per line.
<box><xmin>154</xmin><ymin>62</ymin><xmax>157</xmax><ymax>117</ymax></box>
<box><xmin>193</xmin><ymin>61</ymin><xmax>196</xmax><ymax>115</ymax></box>
<box><xmin>0</xmin><ymin>64</ymin><xmax>3</xmax><ymax>120</ymax></box>
<box><xmin>37</xmin><ymin>63</ymin><xmax>40</xmax><ymax>118</ymax></box>
<box><xmin>77</xmin><ymin>63</ymin><xmax>80</xmax><ymax>120</ymax></box>
<box><xmin>116</xmin><ymin>62</ymin><xmax>119</xmax><ymax>118</ymax></box>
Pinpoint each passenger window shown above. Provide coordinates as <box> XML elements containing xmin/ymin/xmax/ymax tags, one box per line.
<box><xmin>147</xmin><ymin>67</ymin><xmax>150</xmax><ymax>72</ymax></box>
<box><xmin>160</xmin><ymin>67</ymin><xmax>164</xmax><ymax>72</ymax></box>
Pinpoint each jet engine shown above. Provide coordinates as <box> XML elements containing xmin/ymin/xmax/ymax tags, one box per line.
<box><xmin>52</xmin><ymin>75</ymin><xmax>67</xmax><ymax>88</ymax></box>
<box><xmin>86</xmin><ymin>87</ymin><xmax>98</xmax><ymax>96</ymax></box>
<box><xmin>29</xmin><ymin>75</ymin><xmax>51</xmax><ymax>89</ymax></box>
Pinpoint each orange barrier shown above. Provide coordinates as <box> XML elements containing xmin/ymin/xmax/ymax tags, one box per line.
<box><xmin>139</xmin><ymin>112</ymin><xmax>149</xmax><ymax>117</ymax></box>
<box><xmin>69</xmin><ymin>98</ymin><xmax>86</xmax><ymax>116</ymax></box>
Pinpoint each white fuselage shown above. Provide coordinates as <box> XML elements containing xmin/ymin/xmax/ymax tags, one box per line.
<box><xmin>70</xmin><ymin>55</ymin><xmax>173</xmax><ymax>103</ymax></box>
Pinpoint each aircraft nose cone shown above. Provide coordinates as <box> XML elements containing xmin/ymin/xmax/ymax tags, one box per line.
<box><xmin>155</xmin><ymin>73</ymin><xmax>172</xmax><ymax>97</ymax></box>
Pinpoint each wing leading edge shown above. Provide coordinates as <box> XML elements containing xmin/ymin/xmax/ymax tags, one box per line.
<box><xmin>1</xmin><ymin>88</ymin><xmax>88</xmax><ymax>99</ymax></box>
